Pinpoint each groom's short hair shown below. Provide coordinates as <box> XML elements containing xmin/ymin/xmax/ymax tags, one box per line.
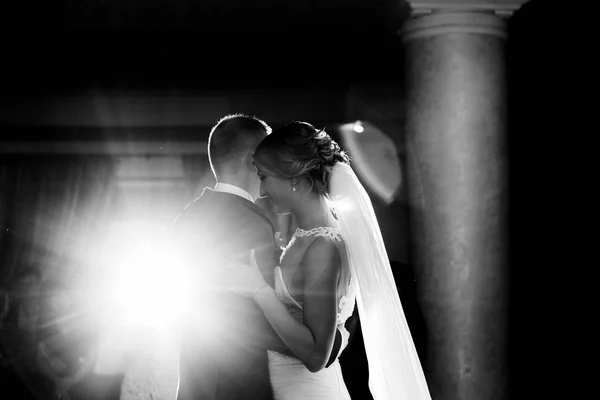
<box><xmin>208</xmin><ymin>113</ymin><xmax>271</xmax><ymax>179</ymax></box>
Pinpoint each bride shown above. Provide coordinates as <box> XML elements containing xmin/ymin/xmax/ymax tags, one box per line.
<box><xmin>223</xmin><ymin>121</ymin><xmax>431</xmax><ymax>400</ymax></box>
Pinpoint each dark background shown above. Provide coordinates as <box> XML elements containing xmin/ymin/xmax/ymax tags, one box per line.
<box><xmin>506</xmin><ymin>0</ymin><xmax>578</xmax><ymax>398</ymax></box>
<box><xmin>1</xmin><ymin>0</ymin><xmax>408</xmax><ymax>98</ymax></box>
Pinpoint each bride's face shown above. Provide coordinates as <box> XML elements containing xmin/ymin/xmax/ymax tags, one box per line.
<box><xmin>256</xmin><ymin>167</ymin><xmax>294</xmax><ymax>215</ymax></box>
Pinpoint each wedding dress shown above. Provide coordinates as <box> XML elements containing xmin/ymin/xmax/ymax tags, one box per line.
<box><xmin>267</xmin><ymin>163</ymin><xmax>431</xmax><ymax>400</ymax></box>
<box><xmin>267</xmin><ymin>226</ymin><xmax>354</xmax><ymax>400</ymax></box>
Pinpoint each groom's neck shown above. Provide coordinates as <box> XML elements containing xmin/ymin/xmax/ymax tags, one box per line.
<box><xmin>216</xmin><ymin>174</ymin><xmax>250</xmax><ymax>193</ymax></box>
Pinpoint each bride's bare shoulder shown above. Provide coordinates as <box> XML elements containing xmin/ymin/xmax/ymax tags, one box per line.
<box><xmin>301</xmin><ymin>237</ymin><xmax>342</xmax><ymax>282</ymax></box>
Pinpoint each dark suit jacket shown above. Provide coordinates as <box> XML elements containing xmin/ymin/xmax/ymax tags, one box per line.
<box><xmin>170</xmin><ymin>188</ymin><xmax>343</xmax><ymax>400</ymax></box>
<box><xmin>170</xmin><ymin>188</ymin><xmax>284</xmax><ymax>400</ymax></box>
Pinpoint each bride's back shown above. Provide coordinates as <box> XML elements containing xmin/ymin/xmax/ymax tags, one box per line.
<box><xmin>277</xmin><ymin>226</ymin><xmax>355</xmax><ymax>330</ymax></box>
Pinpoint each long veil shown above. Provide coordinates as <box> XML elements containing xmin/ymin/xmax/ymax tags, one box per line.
<box><xmin>329</xmin><ymin>162</ymin><xmax>431</xmax><ymax>400</ymax></box>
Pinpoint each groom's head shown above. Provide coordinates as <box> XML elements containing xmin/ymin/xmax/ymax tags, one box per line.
<box><xmin>208</xmin><ymin>113</ymin><xmax>271</xmax><ymax>199</ymax></box>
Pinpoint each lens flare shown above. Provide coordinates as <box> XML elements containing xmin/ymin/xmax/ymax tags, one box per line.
<box><xmin>98</xmin><ymin>221</ymin><xmax>192</xmax><ymax>333</ymax></box>
<box><xmin>353</xmin><ymin>121</ymin><xmax>365</xmax><ymax>133</ymax></box>
<box><xmin>112</xmin><ymin>243</ymin><xmax>190</xmax><ymax>330</ymax></box>
<box><xmin>338</xmin><ymin>120</ymin><xmax>402</xmax><ymax>204</ymax></box>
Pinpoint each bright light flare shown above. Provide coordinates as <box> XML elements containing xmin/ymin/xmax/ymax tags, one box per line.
<box><xmin>98</xmin><ymin>221</ymin><xmax>192</xmax><ymax>333</ymax></box>
<box><xmin>93</xmin><ymin>231</ymin><xmax>187</xmax><ymax>381</ymax></box>
<box><xmin>329</xmin><ymin>197</ymin><xmax>355</xmax><ymax>215</ymax></box>
<box><xmin>112</xmin><ymin>243</ymin><xmax>191</xmax><ymax>330</ymax></box>
<box><xmin>353</xmin><ymin>121</ymin><xmax>365</xmax><ymax>133</ymax></box>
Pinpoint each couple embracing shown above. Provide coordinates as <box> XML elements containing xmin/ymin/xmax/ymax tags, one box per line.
<box><xmin>169</xmin><ymin>114</ymin><xmax>431</xmax><ymax>400</ymax></box>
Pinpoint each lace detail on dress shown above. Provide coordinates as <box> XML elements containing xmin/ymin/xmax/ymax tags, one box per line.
<box><xmin>336</xmin><ymin>277</ymin><xmax>356</xmax><ymax>325</ymax></box>
<box><xmin>292</xmin><ymin>226</ymin><xmax>353</xmax><ymax>326</ymax></box>
<box><xmin>280</xmin><ymin>226</ymin><xmax>343</xmax><ymax>263</ymax></box>
<box><xmin>295</xmin><ymin>226</ymin><xmax>343</xmax><ymax>241</ymax></box>
<box><xmin>274</xmin><ymin>231</ymin><xmax>285</xmax><ymax>249</ymax></box>
<box><xmin>276</xmin><ymin>225</ymin><xmax>355</xmax><ymax>327</ymax></box>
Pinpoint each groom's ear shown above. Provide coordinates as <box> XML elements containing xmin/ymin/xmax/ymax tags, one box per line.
<box><xmin>248</xmin><ymin>153</ymin><xmax>257</xmax><ymax>172</ymax></box>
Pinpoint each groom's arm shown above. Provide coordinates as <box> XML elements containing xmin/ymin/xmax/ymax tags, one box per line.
<box><xmin>245</xmin><ymin>224</ymin><xmax>292</xmax><ymax>355</ymax></box>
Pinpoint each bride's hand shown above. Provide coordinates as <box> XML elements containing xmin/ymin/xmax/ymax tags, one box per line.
<box><xmin>222</xmin><ymin>249</ymin><xmax>268</xmax><ymax>298</ymax></box>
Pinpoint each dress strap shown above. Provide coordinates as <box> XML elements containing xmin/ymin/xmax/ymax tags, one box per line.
<box><xmin>294</xmin><ymin>226</ymin><xmax>343</xmax><ymax>241</ymax></box>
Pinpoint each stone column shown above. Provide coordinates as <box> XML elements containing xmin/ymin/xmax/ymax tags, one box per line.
<box><xmin>399</xmin><ymin>1</ymin><xmax>527</xmax><ymax>399</ymax></box>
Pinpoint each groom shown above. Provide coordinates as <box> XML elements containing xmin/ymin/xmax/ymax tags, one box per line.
<box><xmin>170</xmin><ymin>114</ymin><xmax>343</xmax><ymax>400</ymax></box>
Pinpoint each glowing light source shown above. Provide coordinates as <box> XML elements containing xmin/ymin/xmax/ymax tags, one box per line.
<box><xmin>329</xmin><ymin>197</ymin><xmax>355</xmax><ymax>214</ymax></box>
<box><xmin>100</xmin><ymin>221</ymin><xmax>191</xmax><ymax>331</ymax></box>
<box><xmin>112</xmin><ymin>243</ymin><xmax>190</xmax><ymax>330</ymax></box>
<box><xmin>93</xmin><ymin>222</ymin><xmax>187</xmax><ymax>382</ymax></box>
<box><xmin>353</xmin><ymin>121</ymin><xmax>365</xmax><ymax>133</ymax></box>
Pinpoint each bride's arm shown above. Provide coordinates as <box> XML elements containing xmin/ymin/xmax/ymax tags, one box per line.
<box><xmin>252</xmin><ymin>237</ymin><xmax>340</xmax><ymax>373</ymax></box>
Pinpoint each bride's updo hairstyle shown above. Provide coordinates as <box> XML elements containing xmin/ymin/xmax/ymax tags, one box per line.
<box><xmin>254</xmin><ymin>121</ymin><xmax>350</xmax><ymax>196</ymax></box>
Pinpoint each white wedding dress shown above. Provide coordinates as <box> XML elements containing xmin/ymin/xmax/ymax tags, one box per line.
<box><xmin>266</xmin><ymin>163</ymin><xmax>432</xmax><ymax>400</ymax></box>
<box><xmin>267</xmin><ymin>226</ymin><xmax>354</xmax><ymax>400</ymax></box>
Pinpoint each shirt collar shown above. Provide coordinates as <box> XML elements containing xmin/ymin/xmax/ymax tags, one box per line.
<box><xmin>214</xmin><ymin>182</ymin><xmax>255</xmax><ymax>203</ymax></box>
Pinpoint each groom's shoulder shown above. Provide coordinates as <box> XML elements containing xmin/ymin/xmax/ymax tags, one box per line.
<box><xmin>176</xmin><ymin>188</ymin><xmax>271</xmax><ymax>228</ymax></box>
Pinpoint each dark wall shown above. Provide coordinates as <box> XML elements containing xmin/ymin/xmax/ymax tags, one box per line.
<box><xmin>507</xmin><ymin>0</ymin><xmax>577</xmax><ymax>397</ymax></box>
<box><xmin>1</xmin><ymin>1</ymin><xmax>406</xmax><ymax>97</ymax></box>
